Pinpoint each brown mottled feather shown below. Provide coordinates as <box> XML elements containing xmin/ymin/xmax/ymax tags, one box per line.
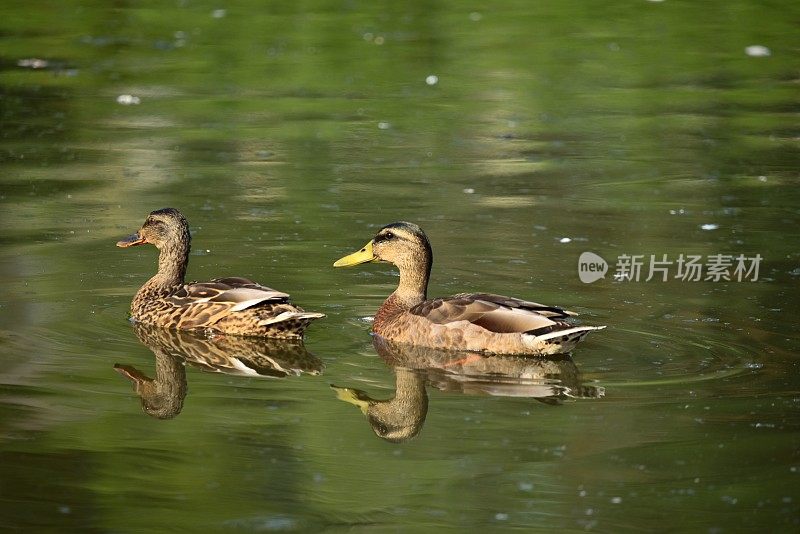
<box><xmin>119</xmin><ymin>208</ymin><xmax>324</xmax><ymax>338</ymax></box>
<box><xmin>133</xmin><ymin>322</ymin><xmax>324</xmax><ymax>378</ymax></box>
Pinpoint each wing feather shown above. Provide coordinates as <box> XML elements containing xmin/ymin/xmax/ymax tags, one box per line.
<box><xmin>410</xmin><ymin>293</ymin><xmax>574</xmax><ymax>334</ymax></box>
<box><xmin>164</xmin><ymin>279</ymin><xmax>292</xmax><ymax>330</ymax></box>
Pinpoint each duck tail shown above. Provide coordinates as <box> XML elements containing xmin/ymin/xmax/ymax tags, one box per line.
<box><xmin>523</xmin><ymin>325</ymin><xmax>606</xmax><ymax>355</ymax></box>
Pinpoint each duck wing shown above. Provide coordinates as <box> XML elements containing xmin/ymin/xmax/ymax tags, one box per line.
<box><xmin>164</xmin><ymin>278</ymin><xmax>293</xmax><ymax>330</ymax></box>
<box><xmin>410</xmin><ymin>293</ymin><xmax>576</xmax><ymax>335</ymax></box>
<box><xmin>170</xmin><ymin>279</ymin><xmax>290</xmax><ymax>310</ymax></box>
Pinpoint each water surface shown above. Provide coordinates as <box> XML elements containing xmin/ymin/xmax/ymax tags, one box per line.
<box><xmin>1</xmin><ymin>1</ymin><xmax>799</xmax><ymax>531</ymax></box>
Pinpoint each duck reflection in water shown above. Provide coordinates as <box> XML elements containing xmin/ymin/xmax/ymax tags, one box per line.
<box><xmin>331</xmin><ymin>336</ymin><xmax>603</xmax><ymax>443</ymax></box>
<box><xmin>115</xmin><ymin>323</ymin><xmax>323</xmax><ymax>419</ymax></box>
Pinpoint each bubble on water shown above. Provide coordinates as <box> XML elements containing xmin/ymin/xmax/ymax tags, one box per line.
<box><xmin>559</xmin><ymin>237</ymin><xmax>572</xmax><ymax>244</ymax></box>
<box><xmin>374</xmin><ymin>35</ymin><xmax>385</xmax><ymax>45</ymax></box>
<box><xmin>378</xmin><ymin>121</ymin><xmax>391</xmax><ymax>130</ymax></box>
<box><xmin>363</xmin><ymin>32</ymin><xmax>373</xmax><ymax>41</ymax></box>
<box><xmin>469</xmin><ymin>12</ymin><xmax>482</xmax><ymax>21</ymax></box>
<box><xmin>116</xmin><ymin>94</ymin><xmax>141</xmax><ymax>105</ymax></box>
<box><xmin>494</xmin><ymin>513</ymin><xmax>509</xmax><ymax>521</ymax></box>
<box><xmin>745</xmin><ymin>45</ymin><xmax>770</xmax><ymax>57</ymax></box>
<box><xmin>212</xmin><ymin>9</ymin><xmax>226</xmax><ymax>18</ymax></box>
<box><xmin>518</xmin><ymin>481</ymin><xmax>533</xmax><ymax>492</ymax></box>
<box><xmin>611</xmin><ymin>496</ymin><xmax>622</xmax><ymax>504</ymax></box>
<box><xmin>700</xmin><ymin>223</ymin><xmax>718</xmax><ymax>231</ymax></box>
<box><xmin>425</xmin><ymin>74</ymin><xmax>439</xmax><ymax>86</ymax></box>
<box><xmin>758</xmin><ymin>175</ymin><xmax>767</xmax><ymax>182</ymax></box>
<box><xmin>463</xmin><ymin>188</ymin><xmax>475</xmax><ymax>194</ymax></box>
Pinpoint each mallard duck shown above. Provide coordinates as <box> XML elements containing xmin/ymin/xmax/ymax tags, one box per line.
<box><xmin>116</xmin><ymin>323</ymin><xmax>324</xmax><ymax>419</ymax></box>
<box><xmin>117</xmin><ymin>208</ymin><xmax>324</xmax><ymax>338</ymax></box>
<box><xmin>373</xmin><ymin>336</ymin><xmax>604</xmax><ymax>401</ymax></box>
<box><xmin>115</xmin><ymin>356</ymin><xmax>187</xmax><ymax>420</ymax></box>
<box><xmin>115</xmin><ymin>325</ymin><xmax>188</xmax><ymax>419</ymax></box>
<box><xmin>331</xmin><ymin>336</ymin><xmax>603</xmax><ymax>442</ymax></box>
<box><xmin>332</xmin><ymin>368</ymin><xmax>427</xmax><ymax>443</ymax></box>
<box><xmin>333</xmin><ymin>221</ymin><xmax>604</xmax><ymax>355</ymax></box>
<box><xmin>132</xmin><ymin>322</ymin><xmax>324</xmax><ymax>378</ymax></box>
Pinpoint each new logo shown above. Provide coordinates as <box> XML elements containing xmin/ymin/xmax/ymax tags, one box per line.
<box><xmin>578</xmin><ymin>252</ymin><xmax>608</xmax><ymax>284</ymax></box>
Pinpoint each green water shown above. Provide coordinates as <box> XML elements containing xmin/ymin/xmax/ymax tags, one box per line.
<box><xmin>1</xmin><ymin>1</ymin><xmax>799</xmax><ymax>531</ymax></box>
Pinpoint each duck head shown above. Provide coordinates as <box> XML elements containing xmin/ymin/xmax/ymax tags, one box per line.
<box><xmin>334</xmin><ymin>221</ymin><xmax>431</xmax><ymax>268</ymax></box>
<box><xmin>116</xmin><ymin>207</ymin><xmax>190</xmax><ymax>250</ymax></box>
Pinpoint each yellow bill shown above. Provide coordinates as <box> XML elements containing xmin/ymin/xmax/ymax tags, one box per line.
<box><xmin>333</xmin><ymin>240</ymin><xmax>378</xmax><ymax>267</ymax></box>
<box><xmin>330</xmin><ymin>385</ymin><xmax>371</xmax><ymax>414</ymax></box>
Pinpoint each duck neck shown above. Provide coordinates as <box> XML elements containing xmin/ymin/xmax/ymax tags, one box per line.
<box><xmin>369</xmin><ymin>368</ymin><xmax>428</xmax><ymax>442</ymax></box>
<box><xmin>390</xmin><ymin>253</ymin><xmax>431</xmax><ymax>309</ymax></box>
<box><xmin>143</xmin><ymin>239</ymin><xmax>190</xmax><ymax>293</ymax></box>
<box><xmin>392</xmin><ymin>367</ymin><xmax>428</xmax><ymax>409</ymax></box>
<box><xmin>142</xmin><ymin>350</ymin><xmax>187</xmax><ymax>419</ymax></box>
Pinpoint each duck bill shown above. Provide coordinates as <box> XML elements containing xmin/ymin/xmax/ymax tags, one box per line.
<box><xmin>113</xmin><ymin>364</ymin><xmax>152</xmax><ymax>386</ymax></box>
<box><xmin>333</xmin><ymin>240</ymin><xmax>378</xmax><ymax>267</ymax></box>
<box><xmin>116</xmin><ymin>232</ymin><xmax>147</xmax><ymax>248</ymax></box>
<box><xmin>330</xmin><ymin>385</ymin><xmax>372</xmax><ymax>414</ymax></box>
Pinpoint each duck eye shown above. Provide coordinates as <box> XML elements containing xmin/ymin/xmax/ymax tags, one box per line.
<box><xmin>384</xmin><ymin>232</ymin><xmax>394</xmax><ymax>240</ymax></box>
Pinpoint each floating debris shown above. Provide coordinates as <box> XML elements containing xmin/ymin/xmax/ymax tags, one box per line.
<box><xmin>17</xmin><ymin>58</ymin><xmax>48</xmax><ymax>69</ymax></box>
<box><xmin>425</xmin><ymin>74</ymin><xmax>439</xmax><ymax>86</ymax></box>
<box><xmin>745</xmin><ymin>45</ymin><xmax>771</xmax><ymax>57</ymax></box>
<box><xmin>478</xmin><ymin>196</ymin><xmax>536</xmax><ymax>208</ymax></box>
<box><xmin>116</xmin><ymin>94</ymin><xmax>141</xmax><ymax>105</ymax></box>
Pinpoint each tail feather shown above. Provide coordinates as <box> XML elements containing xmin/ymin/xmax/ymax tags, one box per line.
<box><xmin>523</xmin><ymin>325</ymin><xmax>606</xmax><ymax>355</ymax></box>
<box><xmin>258</xmin><ymin>311</ymin><xmax>325</xmax><ymax>327</ymax></box>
